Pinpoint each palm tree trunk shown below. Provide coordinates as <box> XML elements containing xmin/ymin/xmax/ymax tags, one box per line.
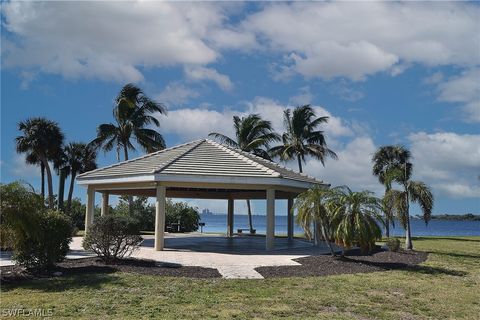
<box><xmin>297</xmin><ymin>155</ymin><xmax>303</xmax><ymax>173</ymax></box>
<box><xmin>42</xmin><ymin>157</ymin><xmax>55</xmax><ymax>209</ymax></box>
<box><xmin>246</xmin><ymin>199</ymin><xmax>254</xmax><ymax>233</ymax></box>
<box><xmin>123</xmin><ymin>145</ymin><xmax>134</xmax><ymax>214</ymax></box>
<box><xmin>385</xmin><ymin>217</ymin><xmax>390</xmax><ymax>238</ymax></box>
<box><xmin>66</xmin><ymin>170</ymin><xmax>77</xmax><ymax>212</ymax></box>
<box><xmin>320</xmin><ymin>222</ymin><xmax>335</xmax><ymax>256</ymax></box>
<box><xmin>58</xmin><ymin>168</ymin><xmax>66</xmax><ymax>211</ymax></box>
<box><xmin>40</xmin><ymin>162</ymin><xmax>45</xmax><ymax>200</ymax></box>
<box><xmin>405</xmin><ymin>188</ymin><xmax>413</xmax><ymax>250</ymax></box>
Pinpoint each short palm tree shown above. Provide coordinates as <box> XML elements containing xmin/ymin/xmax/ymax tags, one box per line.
<box><xmin>64</xmin><ymin>143</ymin><xmax>98</xmax><ymax>212</ymax></box>
<box><xmin>270</xmin><ymin>105</ymin><xmax>337</xmax><ymax>173</ymax></box>
<box><xmin>91</xmin><ymin>83</ymin><xmax>166</xmax><ymax>161</ymax></box>
<box><xmin>16</xmin><ymin>118</ymin><xmax>64</xmax><ymax>208</ymax></box>
<box><xmin>209</xmin><ymin>114</ymin><xmax>280</xmax><ymax>233</ymax></box>
<box><xmin>372</xmin><ymin>145</ymin><xmax>412</xmax><ymax>237</ymax></box>
<box><xmin>294</xmin><ymin>186</ymin><xmax>336</xmax><ymax>255</ymax></box>
<box><xmin>328</xmin><ymin>186</ymin><xmax>384</xmax><ymax>254</ymax></box>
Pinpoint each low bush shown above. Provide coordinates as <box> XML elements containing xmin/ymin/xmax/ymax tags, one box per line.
<box><xmin>12</xmin><ymin>210</ymin><xmax>73</xmax><ymax>271</ymax></box>
<box><xmin>386</xmin><ymin>238</ymin><xmax>401</xmax><ymax>252</ymax></box>
<box><xmin>83</xmin><ymin>215</ymin><xmax>142</xmax><ymax>263</ymax></box>
<box><xmin>166</xmin><ymin>200</ymin><xmax>200</xmax><ymax>232</ymax></box>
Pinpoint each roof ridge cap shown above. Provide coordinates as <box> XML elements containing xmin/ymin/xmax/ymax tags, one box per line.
<box><xmin>206</xmin><ymin>139</ymin><xmax>281</xmax><ymax>177</ymax></box>
<box><xmin>78</xmin><ymin>140</ymin><xmax>202</xmax><ymax>178</ymax></box>
<box><xmin>153</xmin><ymin>139</ymin><xmax>205</xmax><ymax>173</ymax></box>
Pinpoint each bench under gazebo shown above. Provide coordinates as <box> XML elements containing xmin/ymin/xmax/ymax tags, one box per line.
<box><xmin>77</xmin><ymin>139</ymin><xmax>327</xmax><ymax>251</ymax></box>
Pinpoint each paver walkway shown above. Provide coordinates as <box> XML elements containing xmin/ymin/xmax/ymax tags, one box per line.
<box><xmin>2</xmin><ymin>233</ymin><xmax>338</xmax><ymax>279</ymax></box>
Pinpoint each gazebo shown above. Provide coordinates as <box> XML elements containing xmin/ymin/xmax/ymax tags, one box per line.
<box><xmin>77</xmin><ymin>139</ymin><xmax>327</xmax><ymax>251</ymax></box>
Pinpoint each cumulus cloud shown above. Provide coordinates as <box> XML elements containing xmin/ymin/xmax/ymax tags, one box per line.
<box><xmin>302</xmin><ymin>137</ymin><xmax>382</xmax><ymax>194</ymax></box>
<box><xmin>3</xmin><ymin>1</ymin><xmax>478</xmax><ymax>85</ymax></box>
<box><xmin>243</xmin><ymin>2</ymin><xmax>480</xmax><ymax>80</ymax></box>
<box><xmin>156</xmin><ymin>82</ymin><xmax>199</xmax><ymax>107</ymax></box>
<box><xmin>184</xmin><ymin>66</ymin><xmax>234</xmax><ymax>91</ymax></box>
<box><xmin>409</xmin><ymin>132</ymin><xmax>480</xmax><ymax>199</ymax></box>
<box><xmin>1</xmin><ymin>1</ymin><xmax>234</xmax><ymax>82</ymax></box>
<box><xmin>436</xmin><ymin>68</ymin><xmax>480</xmax><ymax>123</ymax></box>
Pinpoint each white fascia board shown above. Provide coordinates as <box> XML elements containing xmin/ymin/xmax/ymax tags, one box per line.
<box><xmin>154</xmin><ymin>173</ymin><xmax>317</xmax><ymax>190</ymax></box>
<box><xmin>76</xmin><ymin>174</ymin><xmax>155</xmax><ymax>185</ymax></box>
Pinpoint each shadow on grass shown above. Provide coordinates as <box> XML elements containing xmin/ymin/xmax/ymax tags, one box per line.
<box><xmin>342</xmin><ymin>257</ymin><xmax>467</xmax><ymax>277</ymax></box>
<box><xmin>1</xmin><ymin>266</ymin><xmax>124</xmax><ymax>293</ymax></box>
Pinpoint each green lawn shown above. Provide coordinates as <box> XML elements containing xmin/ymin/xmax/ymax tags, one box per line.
<box><xmin>1</xmin><ymin>237</ymin><xmax>479</xmax><ymax>319</ymax></box>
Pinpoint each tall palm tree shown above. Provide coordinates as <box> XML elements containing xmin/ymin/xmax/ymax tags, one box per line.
<box><xmin>16</xmin><ymin>118</ymin><xmax>64</xmax><ymax>208</ymax></box>
<box><xmin>372</xmin><ymin>145</ymin><xmax>412</xmax><ymax>237</ymax></box>
<box><xmin>65</xmin><ymin>142</ymin><xmax>98</xmax><ymax>212</ymax></box>
<box><xmin>209</xmin><ymin>114</ymin><xmax>280</xmax><ymax>234</ymax></box>
<box><xmin>294</xmin><ymin>186</ymin><xmax>336</xmax><ymax>255</ymax></box>
<box><xmin>270</xmin><ymin>105</ymin><xmax>338</xmax><ymax>173</ymax></box>
<box><xmin>91</xmin><ymin>83</ymin><xmax>166</xmax><ymax>161</ymax></box>
<box><xmin>328</xmin><ymin>186</ymin><xmax>383</xmax><ymax>255</ymax></box>
<box><xmin>24</xmin><ymin>153</ymin><xmax>46</xmax><ymax>200</ymax></box>
<box><xmin>53</xmin><ymin>147</ymin><xmax>70</xmax><ymax>211</ymax></box>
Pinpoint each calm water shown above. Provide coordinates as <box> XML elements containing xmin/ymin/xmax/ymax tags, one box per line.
<box><xmin>199</xmin><ymin>214</ymin><xmax>480</xmax><ymax>237</ymax></box>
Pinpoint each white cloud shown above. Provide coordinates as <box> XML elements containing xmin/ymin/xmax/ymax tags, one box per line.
<box><xmin>3</xmin><ymin>2</ymin><xmax>478</xmax><ymax>85</ymax></box>
<box><xmin>161</xmin><ymin>97</ymin><xmax>353</xmax><ymax>143</ymax></box>
<box><xmin>289</xmin><ymin>86</ymin><xmax>314</xmax><ymax>105</ymax></box>
<box><xmin>409</xmin><ymin>132</ymin><xmax>480</xmax><ymax>199</ymax></box>
<box><xmin>436</xmin><ymin>68</ymin><xmax>480</xmax><ymax>123</ymax></box>
<box><xmin>11</xmin><ymin>154</ymin><xmax>40</xmax><ymax>178</ymax></box>
<box><xmin>2</xmin><ymin>2</ymin><xmax>233</xmax><ymax>82</ymax></box>
<box><xmin>302</xmin><ymin>137</ymin><xmax>382</xmax><ymax>194</ymax></box>
<box><xmin>156</xmin><ymin>82</ymin><xmax>199</xmax><ymax>107</ymax></box>
<box><xmin>184</xmin><ymin>66</ymin><xmax>234</xmax><ymax>91</ymax></box>
<box><xmin>243</xmin><ymin>2</ymin><xmax>480</xmax><ymax>80</ymax></box>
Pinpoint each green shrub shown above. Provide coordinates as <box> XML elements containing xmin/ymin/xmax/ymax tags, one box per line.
<box><xmin>12</xmin><ymin>210</ymin><xmax>73</xmax><ymax>271</ymax></box>
<box><xmin>0</xmin><ymin>225</ymin><xmax>15</xmax><ymax>251</ymax></box>
<box><xmin>166</xmin><ymin>200</ymin><xmax>200</xmax><ymax>232</ymax></box>
<box><xmin>386</xmin><ymin>238</ymin><xmax>401</xmax><ymax>252</ymax></box>
<box><xmin>83</xmin><ymin>215</ymin><xmax>142</xmax><ymax>262</ymax></box>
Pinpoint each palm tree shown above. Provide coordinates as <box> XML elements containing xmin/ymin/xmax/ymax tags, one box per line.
<box><xmin>65</xmin><ymin>143</ymin><xmax>98</xmax><ymax>212</ymax></box>
<box><xmin>328</xmin><ymin>186</ymin><xmax>383</xmax><ymax>255</ymax></box>
<box><xmin>384</xmin><ymin>172</ymin><xmax>433</xmax><ymax>250</ymax></box>
<box><xmin>24</xmin><ymin>153</ymin><xmax>46</xmax><ymax>200</ymax></box>
<box><xmin>294</xmin><ymin>186</ymin><xmax>336</xmax><ymax>255</ymax></box>
<box><xmin>270</xmin><ymin>105</ymin><xmax>337</xmax><ymax>173</ymax></box>
<box><xmin>16</xmin><ymin>118</ymin><xmax>64</xmax><ymax>208</ymax></box>
<box><xmin>53</xmin><ymin>147</ymin><xmax>70</xmax><ymax>211</ymax></box>
<box><xmin>91</xmin><ymin>83</ymin><xmax>166</xmax><ymax>161</ymax></box>
<box><xmin>209</xmin><ymin>114</ymin><xmax>280</xmax><ymax>234</ymax></box>
<box><xmin>372</xmin><ymin>145</ymin><xmax>411</xmax><ymax>237</ymax></box>
<box><xmin>373</xmin><ymin>145</ymin><xmax>434</xmax><ymax>250</ymax></box>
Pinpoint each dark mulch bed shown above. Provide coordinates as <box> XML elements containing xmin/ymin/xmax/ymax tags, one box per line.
<box><xmin>256</xmin><ymin>248</ymin><xmax>429</xmax><ymax>278</ymax></box>
<box><xmin>1</xmin><ymin>257</ymin><xmax>221</xmax><ymax>283</ymax></box>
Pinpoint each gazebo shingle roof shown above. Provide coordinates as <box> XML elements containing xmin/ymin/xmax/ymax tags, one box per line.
<box><xmin>78</xmin><ymin>139</ymin><xmax>322</xmax><ymax>185</ymax></box>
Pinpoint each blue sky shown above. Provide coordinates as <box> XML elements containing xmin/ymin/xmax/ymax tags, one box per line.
<box><xmin>1</xmin><ymin>1</ymin><xmax>479</xmax><ymax>216</ymax></box>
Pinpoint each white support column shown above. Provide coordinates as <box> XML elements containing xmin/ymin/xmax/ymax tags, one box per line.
<box><xmin>85</xmin><ymin>185</ymin><xmax>95</xmax><ymax>234</ymax></box>
<box><xmin>101</xmin><ymin>192</ymin><xmax>109</xmax><ymax>216</ymax></box>
<box><xmin>287</xmin><ymin>197</ymin><xmax>294</xmax><ymax>241</ymax></box>
<box><xmin>227</xmin><ymin>198</ymin><xmax>234</xmax><ymax>237</ymax></box>
<box><xmin>154</xmin><ymin>185</ymin><xmax>167</xmax><ymax>251</ymax></box>
<box><xmin>266</xmin><ymin>189</ymin><xmax>275</xmax><ymax>250</ymax></box>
